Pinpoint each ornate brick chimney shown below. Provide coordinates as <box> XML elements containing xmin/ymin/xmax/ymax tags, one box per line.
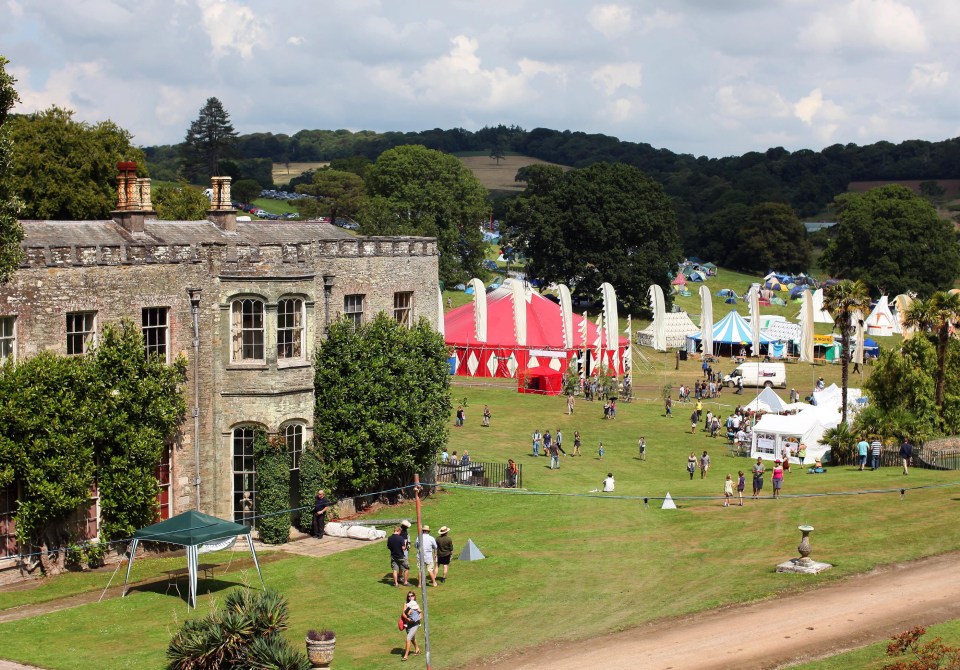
<box><xmin>111</xmin><ymin>162</ymin><xmax>156</xmax><ymax>233</ymax></box>
<box><xmin>207</xmin><ymin>176</ymin><xmax>237</xmax><ymax>231</ymax></box>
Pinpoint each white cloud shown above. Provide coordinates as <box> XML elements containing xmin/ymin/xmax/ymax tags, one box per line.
<box><xmin>637</xmin><ymin>9</ymin><xmax>682</xmax><ymax>34</ymax></box>
<box><xmin>793</xmin><ymin>88</ymin><xmax>845</xmax><ymax>144</ymax></box>
<box><xmin>287</xmin><ymin>36</ymin><xmax>304</xmax><ymax>46</ymax></box>
<box><xmin>197</xmin><ymin>0</ymin><xmax>265</xmax><ymax>60</ymax></box>
<box><xmin>798</xmin><ymin>0</ymin><xmax>928</xmax><ymax>54</ymax></box>
<box><xmin>604</xmin><ymin>96</ymin><xmax>646</xmax><ymax>123</ymax></box>
<box><xmin>587</xmin><ymin>4</ymin><xmax>633</xmax><ymax>39</ymax></box>
<box><xmin>909</xmin><ymin>62</ymin><xmax>949</xmax><ymax>91</ymax></box>
<box><xmin>591</xmin><ymin>63</ymin><xmax>642</xmax><ymax>96</ymax></box>
<box><xmin>714</xmin><ymin>82</ymin><xmax>791</xmax><ymax>122</ymax></box>
<box><xmin>7</xmin><ymin>1</ymin><xmax>23</xmax><ymax>18</ymax></box>
<box><xmin>793</xmin><ymin>89</ymin><xmax>823</xmax><ymax>125</ymax></box>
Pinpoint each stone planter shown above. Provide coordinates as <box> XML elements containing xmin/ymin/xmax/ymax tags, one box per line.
<box><xmin>305</xmin><ymin>637</ymin><xmax>336</xmax><ymax>668</ymax></box>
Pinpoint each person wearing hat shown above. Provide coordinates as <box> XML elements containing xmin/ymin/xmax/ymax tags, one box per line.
<box><xmin>435</xmin><ymin>526</ymin><xmax>454</xmax><ymax>582</ymax></box>
<box><xmin>416</xmin><ymin>525</ymin><xmax>439</xmax><ymax>587</ymax></box>
<box><xmin>772</xmin><ymin>459</ymin><xmax>784</xmax><ymax>498</ymax></box>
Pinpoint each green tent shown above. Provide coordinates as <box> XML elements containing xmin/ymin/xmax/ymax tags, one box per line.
<box><xmin>121</xmin><ymin>510</ymin><xmax>265</xmax><ymax>608</ymax></box>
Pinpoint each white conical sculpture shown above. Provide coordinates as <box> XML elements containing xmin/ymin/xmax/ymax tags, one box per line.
<box><xmin>661</xmin><ymin>492</ymin><xmax>677</xmax><ymax>510</ymax></box>
<box><xmin>458</xmin><ymin>538</ymin><xmax>486</xmax><ymax>561</ymax></box>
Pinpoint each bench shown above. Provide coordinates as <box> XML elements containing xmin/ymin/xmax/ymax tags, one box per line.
<box><xmin>163</xmin><ymin>563</ymin><xmax>216</xmax><ymax>597</ymax></box>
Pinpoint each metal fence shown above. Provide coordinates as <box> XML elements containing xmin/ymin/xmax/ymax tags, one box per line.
<box><xmin>435</xmin><ymin>460</ymin><xmax>522</xmax><ymax>489</ymax></box>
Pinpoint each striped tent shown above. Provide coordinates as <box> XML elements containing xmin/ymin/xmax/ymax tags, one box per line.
<box><xmin>690</xmin><ymin>310</ymin><xmax>775</xmax><ymax>345</ymax></box>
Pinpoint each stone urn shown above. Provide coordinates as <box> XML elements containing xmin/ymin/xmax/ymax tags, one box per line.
<box><xmin>797</xmin><ymin>525</ymin><xmax>814</xmax><ymax>564</ymax></box>
<box><xmin>305</xmin><ymin>634</ymin><xmax>336</xmax><ymax>668</ymax></box>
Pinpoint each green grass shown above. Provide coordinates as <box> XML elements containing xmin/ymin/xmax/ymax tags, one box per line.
<box><xmin>2</xmin><ymin>383</ymin><xmax>960</xmax><ymax>669</ymax></box>
<box><xmin>250</xmin><ymin>197</ymin><xmax>299</xmax><ymax>216</ymax></box>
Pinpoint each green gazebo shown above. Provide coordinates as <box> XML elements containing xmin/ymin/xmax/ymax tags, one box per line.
<box><xmin>121</xmin><ymin>510</ymin><xmax>265</xmax><ymax>608</ymax></box>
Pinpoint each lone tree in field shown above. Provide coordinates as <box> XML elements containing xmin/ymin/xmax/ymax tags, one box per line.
<box><xmin>0</xmin><ymin>56</ymin><xmax>24</xmax><ymax>282</ymax></box>
<box><xmin>181</xmin><ymin>97</ymin><xmax>237</xmax><ymax>181</ymax></box>
<box><xmin>823</xmin><ymin>279</ymin><xmax>871</xmax><ymax>425</ymax></box>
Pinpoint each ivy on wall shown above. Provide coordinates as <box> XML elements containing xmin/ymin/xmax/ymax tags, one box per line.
<box><xmin>253</xmin><ymin>432</ymin><xmax>291</xmax><ymax>545</ymax></box>
<box><xmin>0</xmin><ymin>320</ymin><xmax>186</xmax><ymax>572</ymax></box>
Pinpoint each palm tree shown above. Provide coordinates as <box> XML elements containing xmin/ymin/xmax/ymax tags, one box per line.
<box><xmin>904</xmin><ymin>291</ymin><xmax>960</xmax><ymax>409</ymax></box>
<box><xmin>823</xmin><ymin>280</ymin><xmax>871</xmax><ymax>425</ymax></box>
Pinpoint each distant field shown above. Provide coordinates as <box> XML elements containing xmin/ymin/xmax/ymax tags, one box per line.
<box><xmin>271</xmin><ymin>161</ymin><xmax>329</xmax><ymax>185</ymax></box>
<box><xmin>458</xmin><ymin>154</ymin><xmax>570</xmax><ymax>192</ymax></box>
<box><xmin>848</xmin><ymin>179</ymin><xmax>960</xmax><ymax>198</ymax></box>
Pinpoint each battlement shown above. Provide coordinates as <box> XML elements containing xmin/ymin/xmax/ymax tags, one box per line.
<box><xmin>20</xmin><ymin>235</ymin><xmax>437</xmax><ymax>269</ymax></box>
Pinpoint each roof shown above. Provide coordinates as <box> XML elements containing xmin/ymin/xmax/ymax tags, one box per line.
<box><xmin>20</xmin><ymin>219</ymin><xmax>354</xmax><ymax>248</ymax></box>
<box><xmin>133</xmin><ymin>510</ymin><xmax>250</xmax><ymax>546</ymax></box>
<box><xmin>637</xmin><ymin>311</ymin><xmax>699</xmax><ymax>348</ymax></box>
<box><xmin>691</xmin><ymin>310</ymin><xmax>774</xmax><ymax>344</ymax></box>
<box><xmin>445</xmin><ymin>283</ymin><xmax>627</xmax><ymax>349</ymax></box>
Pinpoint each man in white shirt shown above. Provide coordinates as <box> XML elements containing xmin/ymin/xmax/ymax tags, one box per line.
<box><xmin>416</xmin><ymin>525</ymin><xmax>439</xmax><ymax>587</ymax></box>
<box><xmin>602</xmin><ymin>473</ymin><xmax>615</xmax><ymax>492</ymax></box>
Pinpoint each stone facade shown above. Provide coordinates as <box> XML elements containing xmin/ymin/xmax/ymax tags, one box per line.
<box><xmin>0</xmin><ymin>210</ymin><xmax>439</xmax><ymax>533</ymax></box>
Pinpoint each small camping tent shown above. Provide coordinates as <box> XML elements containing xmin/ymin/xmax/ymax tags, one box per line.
<box><xmin>122</xmin><ymin>510</ymin><xmax>264</xmax><ymax>609</ymax></box>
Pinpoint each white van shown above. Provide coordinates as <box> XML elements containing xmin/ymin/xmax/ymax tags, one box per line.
<box><xmin>724</xmin><ymin>362</ymin><xmax>786</xmax><ymax>389</ymax></box>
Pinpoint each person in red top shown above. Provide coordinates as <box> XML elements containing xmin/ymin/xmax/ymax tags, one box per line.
<box><xmin>772</xmin><ymin>460</ymin><xmax>784</xmax><ymax>498</ymax></box>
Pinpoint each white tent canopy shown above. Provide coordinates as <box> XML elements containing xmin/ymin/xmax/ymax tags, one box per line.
<box><xmin>637</xmin><ymin>311</ymin><xmax>698</xmax><ymax>349</ymax></box>
<box><xmin>746</xmin><ymin>387</ymin><xmax>789</xmax><ymax>413</ymax></box>
<box><xmin>865</xmin><ymin>296</ymin><xmax>896</xmax><ymax>337</ymax></box>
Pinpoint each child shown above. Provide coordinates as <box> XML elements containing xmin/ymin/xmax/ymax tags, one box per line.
<box><xmin>598</xmin><ymin>441</ymin><xmax>604</xmax><ymax>460</ymax></box>
<box><xmin>723</xmin><ymin>474</ymin><xmax>733</xmax><ymax>507</ymax></box>
<box><xmin>736</xmin><ymin>470</ymin><xmax>745</xmax><ymax>506</ymax></box>
<box><xmin>638</xmin><ymin>436</ymin><xmax>646</xmax><ymax>461</ymax></box>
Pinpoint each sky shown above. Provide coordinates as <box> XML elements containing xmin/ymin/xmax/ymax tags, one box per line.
<box><xmin>1</xmin><ymin>0</ymin><xmax>958</xmax><ymax>158</ymax></box>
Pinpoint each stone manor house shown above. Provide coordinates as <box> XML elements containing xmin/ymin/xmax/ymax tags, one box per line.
<box><xmin>0</xmin><ymin>165</ymin><xmax>439</xmax><ymax>559</ymax></box>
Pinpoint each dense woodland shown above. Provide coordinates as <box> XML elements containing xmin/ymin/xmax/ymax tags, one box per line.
<box><xmin>143</xmin><ymin>124</ymin><xmax>960</xmax><ymax>263</ymax></box>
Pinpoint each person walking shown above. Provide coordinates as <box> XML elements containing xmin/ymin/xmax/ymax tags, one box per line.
<box><xmin>798</xmin><ymin>443</ymin><xmax>807</xmax><ymax>467</ymax></box>
<box><xmin>506</xmin><ymin>459</ymin><xmax>519</xmax><ymax>488</ymax></box>
<box><xmin>556</xmin><ymin>429</ymin><xmax>565</xmax><ymax>456</ymax></box>
<box><xmin>687</xmin><ymin>452</ymin><xmax>698</xmax><ymax>480</ymax></box>
<box><xmin>772</xmin><ymin>459</ymin><xmax>784</xmax><ymax>498</ymax></box>
<box><xmin>532</xmin><ymin>429</ymin><xmax>542</xmax><ymax>457</ymax></box>
<box><xmin>567</xmin><ymin>393</ymin><xmax>575</xmax><ymax>415</ymax></box>
<box><xmin>870</xmin><ymin>436</ymin><xmax>883</xmax><ymax>471</ymax></box>
<box><xmin>736</xmin><ymin>470</ymin><xmax>745</xmax><ymax>506</ymax></box>
<box><xmin>900</xmin><ymin>438</ymin><xmax>914</xmax><ymax>475</ymax></box>
<box><xmin>638</xmin><ymin>436</ymin><xmax>646</xmax><ymax>461</ymax></box>
<box><xmin>751</xmin><ymin>457</ymin><xmax>765</xmax><ymax>498</ymax></box>
<box><xmin>400</xmin><ymin>591</ymin><xmax>422</xmax><ymax>661</ymax></box>
<box><xmin>455</xmin><ymin>405</ymin><xmax>464</xmax><ymax>427</ymax></box>
<box><xmin>857</xmin><ymin>438</ymin><xmax>869</xmax><ymax>470</ymax></box>
<box><xmin>435</xmin><ymin>526</ymin><xmax>454</xmax><ymax>582</ymax></box>
<box><xmin>573</xmin><ymin>431</ymin><xmax>582</xmax><ymax>456</ymax></box>
<box><xmin>598</xmin><ymin>441</ymin><xmax>605</xmax><ymax>461</ymax></box>
<box><xmin>700</xmin><ymin>450</ymin><xmax>711</xmax><ymax>479</ymax></box>
<box><xmin>549</xmin><ymin>439</ymin><xmax>560</xmax><ymax>470</ymax></box>
<box><xmin>723</xmin><ymin>474</ymin><xmax>733</xmax><ymax>507</ymax></box>
<box><xmin>416</xmin><ymin>525</ymin><xmax>439</xmax><ymax>587</ymax></box>
<box><xmin>482</xmin><ymin>404</ymin><xmax>491</xmax><ymax>427</ymax></box>
<box><xmin>665</xmin><ymin>396</ymin><xmax>673</xmax><ymax>417</ymax></box>
<box><xmin>695</xmin><ymin>399</ymin><xmax>703</xmax><ymax>423</ymax></box>
<box><xmin>690</xmin><ymin>409</ymin><xmax>698</xmax><ymax>434</ymax></box>
<box><xmin>312</xmin><ymin>489</ymin><xmax>333</xmax><ymax>539</ymax></box>
<box><xmin>387</xmin><ymin>526</ymin><xmax>410</xmax><ymax>587</ymax></box>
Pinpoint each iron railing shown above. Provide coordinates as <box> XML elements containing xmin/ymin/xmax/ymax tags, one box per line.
<box><xmin>435</xmin><ymin>460</ymin><xmax>522</xmax><ymax>489</ymax></box>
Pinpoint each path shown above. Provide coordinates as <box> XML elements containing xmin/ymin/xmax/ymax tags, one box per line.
<box><xmin>471</xmin><ymin>551</ymin><xmax>960</xmax><ymax>670</ymax></box>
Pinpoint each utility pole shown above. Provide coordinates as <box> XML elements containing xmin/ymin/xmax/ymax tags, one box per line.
<box><xmin>414</xmin><ymin>474</ymin><xmax>433</xmax><ymax>669</ymax></box>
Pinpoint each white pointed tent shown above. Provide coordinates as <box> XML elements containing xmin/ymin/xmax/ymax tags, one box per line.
<box><xmin>122</xmin><ymin>510</ymin><xmax>264</xmax><ymax>609</ymax></box>
<box><xmin>699</xmin><ymin>284</ymin><xmax>713</xmax><ymax>355</ymax></box>
<box><xmin>690</xmin><ymin>310</ymin><xmax>774</xmax><ymax>352</ymax></box>
<box><xmin>865</xmin><ymin>296</ymin><xmax>896</xmax><ymax>337</ymax></box>
<box><xmin>812</xmin><ymin>288</ymin><xmax>834</xmax><ymax>324</ymax></box>
<box><xmin>746</xmin><ymin>387</ymin><xmax>789</xmax><ymax>413</ymax></box>
<box><xmin>637</xmin><ymin>312</ymin><xmax>698</xmax><ymax>349</ymax></box>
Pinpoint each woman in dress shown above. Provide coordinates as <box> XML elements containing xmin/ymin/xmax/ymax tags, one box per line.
<box><xmin>687</xmin><ymin>452</ymin><xmax>698</xmax><ymax>480</ymax></box>
<box><xmin>400</xmin><ymin>591</ymin><xmax>422</xmax><ymax>660</ymax></box>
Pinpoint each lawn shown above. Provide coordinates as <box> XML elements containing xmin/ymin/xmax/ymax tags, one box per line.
<box><xmin>2</xmin><ymin>377</ymin><xmax>959</xmax><ymax>669</ymax></box>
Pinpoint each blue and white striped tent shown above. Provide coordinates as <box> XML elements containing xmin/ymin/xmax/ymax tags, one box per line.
<box><xmin>689</xmin><ymin>310</ymin><xmax>775</xmax><ymax>345</ymax></box>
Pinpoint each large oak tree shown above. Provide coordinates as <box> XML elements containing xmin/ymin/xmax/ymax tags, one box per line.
<box><xmin>508</xmin><ymin>162</ymin><xmax>682</xmax><ymax>313</ymax></box>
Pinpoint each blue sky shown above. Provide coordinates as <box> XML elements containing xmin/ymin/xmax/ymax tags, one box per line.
<box><xmin>1</xmin><ymin>0</ymin><xmax>958</xmax><ymax>157</ymax></box>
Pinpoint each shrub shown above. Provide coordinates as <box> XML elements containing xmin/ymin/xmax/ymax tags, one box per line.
<box><xmin>253</xmin><ymin>433</ymin><xmax>291</xmax><ymax>545</ymax></box>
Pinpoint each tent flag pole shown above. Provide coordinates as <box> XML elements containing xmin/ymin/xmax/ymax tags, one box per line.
<box><xmin>247</xmin><ymin>534</ymin><xmax>266</xmax><ymax>591</ymax></box>
<box><xmin>121</xmin><ymin>538</ymin><xmax>138</xmax><ymax>598</ymax></box>
<box><xmin>187</xmin><ymin>544</ymin><xmax>198</xmax><ymax>609</ymax></box>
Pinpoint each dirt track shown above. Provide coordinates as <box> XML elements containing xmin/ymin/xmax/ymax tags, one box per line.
<box><xmin>471</xmin><ymin>551</ymin><xmax>960</xmax><ymax>669</ymax></box>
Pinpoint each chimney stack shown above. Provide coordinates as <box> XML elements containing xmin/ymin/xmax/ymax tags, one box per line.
<box><xmin>112</xmin><ymin>162</ymin><xmax>156</xmax><ymax>233</ymax></box>
<box><xmin>207</xmin><ymin>176</ymin><xmax>237</xmax><ymax>232</ymax></box>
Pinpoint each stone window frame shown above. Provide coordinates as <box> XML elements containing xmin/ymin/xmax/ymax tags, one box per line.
<box><xmin>141</xmin><ymin>307</ymin><xmax>170</xmax><ymax>363</ymax></box>
<box><xmin>276</xmin><ymin>297</ymin><xmax>305</xmax><ymax>361</ymax></box>
<box><xmin>393</xmin><ymin>291</ymin><xmax>414</xmax><ymax>327</ymax></box>
<box><xmin>230</xmin><ymin>297</ymin><xmax>266</xmax><ymax>363</ymax></box>
<box><xmin>232</xmin><ymin>425</ymin><xmax>259</xmax><ymax>527</ymax></box>
<box><xmin>0</xmin><ymin>316</ymin><xmax>15</xmax><ymax>363</ymax></box>
<box><xmin>344</xmin><ymin>294</ymin><xmax>365</xmax><ymax>329</ymax></box>
<box><xmin>66</xmin><ymin>311</ymin><xmax>97</xmax><ymax>356</ymax></box>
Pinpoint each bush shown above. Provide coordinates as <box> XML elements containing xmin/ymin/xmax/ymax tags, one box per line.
<box><xmin>167</xmin><ymin>589</ymin><xmax>309</xmax><ymax>670</ymax></box>
<box><xmin>253</xmin><ymin>433</ymin><xmax>291</xmax><ymax>545</ymax></box>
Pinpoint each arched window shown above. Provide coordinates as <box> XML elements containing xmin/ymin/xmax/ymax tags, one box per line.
<box><xmin>232</xmin><ymin>426</ymin><xmax>257</xmax><ymax>526</ymax></box>
<box><xmin>277</xmin><ymin>298</ymin><xmax>304</xmax><ymax>360</ymax></box>
<box><xmin>231</xmin><ymin>299</ymin><xmax>265</xmax><ymax>362</ymax></box>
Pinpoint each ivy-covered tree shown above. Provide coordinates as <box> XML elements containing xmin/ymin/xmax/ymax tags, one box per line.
<box><xmin>508</xmin><ymin>161</ymin><xmax>682</xmax><ymax>314</ymax></box>
<box><xmin>361</xmin><ymin>145</ymin><xmax>489</xmax><ymax>284</ymax></box>
<box><xmin>821</xmin><ymin>185</ymin><xmax>960</xmax><ymax>297</ymax></box>
<box><xmin>4</xmin><ymin>106</ymin><xmax>145</xmax><ymax>220</ymax></box>
<box><xmin>0</xmin><ymin>56</ymin><xmax>24</xmax><ymax>282</ymax></box>
<box><xmin>313</xmin><ymin>314</ymin><xmax>450</xmax><ymax>497</ymax></box>
<box><xmin>181</xmin><ymin>97</ymin><xmax>237</xmax><ymax>182</ymax></box>
<box><xmin>0</xmin><ymin>320</ymin><xmax>185</xmax><ymax>573</ymax></box>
